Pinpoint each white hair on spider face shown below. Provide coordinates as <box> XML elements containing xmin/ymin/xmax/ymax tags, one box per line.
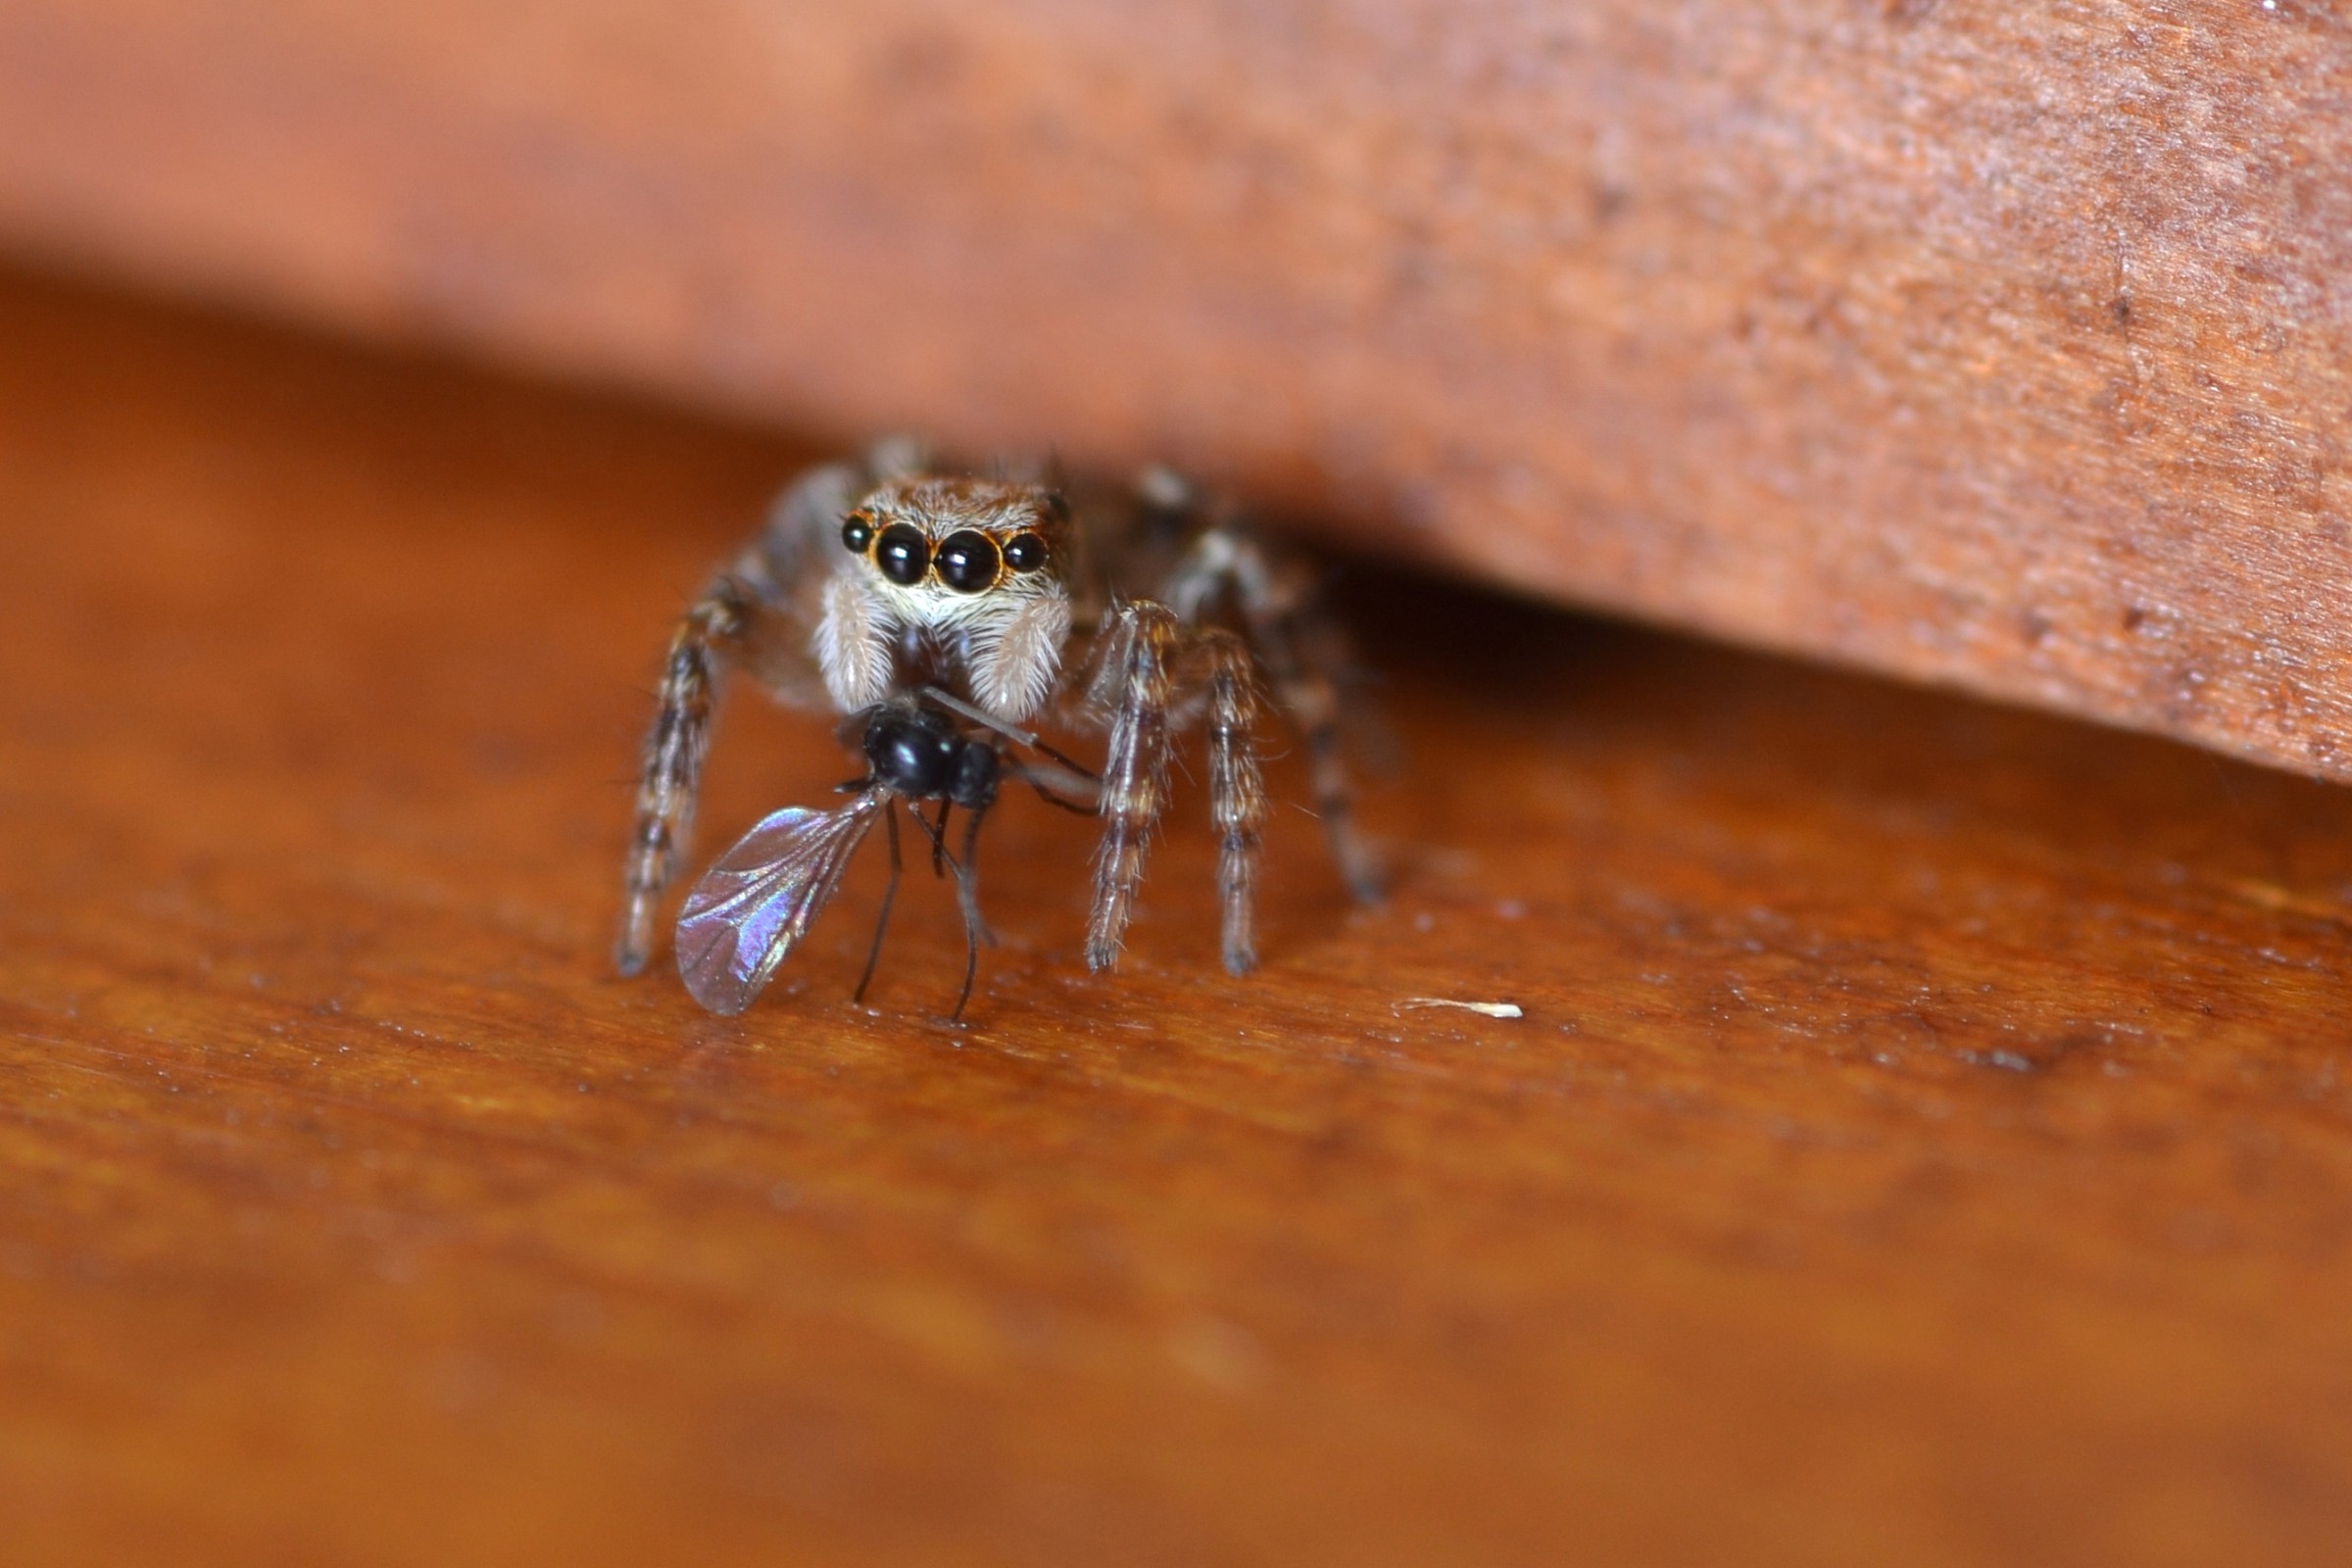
<box><xmin>814</xmin><ymin>474</ymin><xmax>1075</xmax><ymax>724</ymax></box>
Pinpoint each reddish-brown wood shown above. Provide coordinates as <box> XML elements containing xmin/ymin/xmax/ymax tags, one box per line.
<box><xmin>7</xmin><ymin>268</ymin><xmax>2352</xmax><ymax>1565</ymax></box>
<box><xmin>0</xmin><ymin>2</ymin><xmax>2347</xmax><ymax>789</ymax></box>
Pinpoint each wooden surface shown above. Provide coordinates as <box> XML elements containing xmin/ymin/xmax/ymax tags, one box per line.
<box><xmin>8</xmin><ymin>266</ymin><xmax>2352</xmax><ymax>1566</ymax></box>
<box><xmin>2</xmin><ymin>2</ymin><xmax>2349</xmax><ymax>790</ymax></box>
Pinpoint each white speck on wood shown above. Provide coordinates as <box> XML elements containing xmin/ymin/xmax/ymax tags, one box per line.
<box><xmin>1395</xmin><ymin>998</ymin><xmax>1524</xmax><ymax>1019</ymax></box>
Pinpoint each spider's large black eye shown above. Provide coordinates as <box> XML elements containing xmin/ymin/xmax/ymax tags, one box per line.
<box><xmin>1002</xmin><ymin>531</ymin><xmax>1048</xmax><ymax>573</ymax></box>
<box><xmin>873</xmin><ymin>523</ymin><xmax>930</xmax><ymax>586</ymax></box>
<box><xmin>840</xmin><ymin>514</ymin><xmax>875</xmax><ymax>554</ymax></box>
<box><xmin>933</xmin><ymin>530</ymin><xmax>1001</xmax><ymax>594</ymax></box>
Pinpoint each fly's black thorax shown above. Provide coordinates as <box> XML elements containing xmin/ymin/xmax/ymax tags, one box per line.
<box><xmin>859</xmin><ymin>705</ymin><xmax>999</xmax><ymax>809</ymax></box>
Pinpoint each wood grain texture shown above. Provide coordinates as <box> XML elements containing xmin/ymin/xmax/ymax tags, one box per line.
<box><xmin>0</xmin><ymin>1</ymin><xmax>2347</xmax><ymax>787</ymax></box>
<box><xmin>8</xmin><ymin>267</ymin><xmax>2352</xmax><ymax>1566</ymax></box>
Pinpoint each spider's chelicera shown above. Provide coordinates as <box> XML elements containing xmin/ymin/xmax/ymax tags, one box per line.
<box><xmin>617</xmin><ymin>440</ymin><xmax>1384</xmax><ymax>1018</ymax></box>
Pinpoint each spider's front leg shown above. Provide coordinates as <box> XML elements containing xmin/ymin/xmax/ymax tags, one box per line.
<box><xmin>615</xmin><ymin>575</ymin><xmax>752</xmax><ymax>976</ymax></box>
<box><xmin>616</xmin><ymin>455</ymin><xmax>882</xmax><ymax>978</ymax></box>
<box><xmin>1082</xmin><ymin>610</ymin><xmax>1264</xmax><ymax>976</ymax></box>
<box><xmin>1085</xmin><ymin>602</ymin><xmax>1180</xmax><ymax>971</ymax></box>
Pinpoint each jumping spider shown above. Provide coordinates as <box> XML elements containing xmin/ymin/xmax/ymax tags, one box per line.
<box><xmin>617</xmin><ymin>439</ymin><xmax>1384</xmax><ymax>1016</ymax></box>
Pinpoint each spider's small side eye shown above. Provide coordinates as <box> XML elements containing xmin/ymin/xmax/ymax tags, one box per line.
<box><xmin>934</xmin><ymin>530</ymin><xmax>1002</xmax><ymax>594</ymax></box>
<box><xmin>841</xmin><ymin>514</ymin><xmax>875</xmax><ymax>554</ymax></box>
<box><xmin>874</xmin><ymin>523</ymin><xmax>930</xmax><ymax>586</ymax></box>
<box><xmin>1003</xmin><ymin>531</ymin><xmax>1048</xmax><ymax>573</ymax></box>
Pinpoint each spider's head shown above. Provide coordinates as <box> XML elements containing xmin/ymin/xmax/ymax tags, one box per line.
<box><xmin>838</xmin><ymin>477</ymin><xmax>1069</xmax><ymax>606</ymax></box>
<box><xmin>822</xmin><ymin>475</ymin><xmax>1076</xmax><ymax>725</ymax></box>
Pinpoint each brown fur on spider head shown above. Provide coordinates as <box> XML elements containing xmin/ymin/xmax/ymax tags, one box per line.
<box><xmin>822</xmin><ymin>475</ymin><xmax>1079</xmax><ymax>727</ymax></box>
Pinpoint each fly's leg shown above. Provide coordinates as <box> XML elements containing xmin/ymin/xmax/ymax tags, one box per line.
<box><xmin>853</xmin><ymin>805</ymin><xmax>903</xmax><ymax>1004</ymax></box>
<box><xmin>910</xmin><ymin>807</ymin><xmax>986</xmax><ymax>1018</ymax></box>
<box><xmin>955</xmin><ymin>797</ymin><xmax>999</xmax><ymax>948</ymax></box>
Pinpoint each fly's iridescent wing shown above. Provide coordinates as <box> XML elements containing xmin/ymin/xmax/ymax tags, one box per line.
<box><xmin>674</xmin><ymin>794</ymin><xmax>887</xmax><ymax>1015</ymax></box>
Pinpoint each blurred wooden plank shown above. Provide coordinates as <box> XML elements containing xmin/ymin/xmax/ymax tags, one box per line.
<box><xmin>7</xmin><ymin>266</ymin><xmax>2352</xmax><ymax>1566</ymax></box>
<box><xmin>0</xmin><ymin>2</ymin><xmax>2346</xmax><ymax>788</ymax></box>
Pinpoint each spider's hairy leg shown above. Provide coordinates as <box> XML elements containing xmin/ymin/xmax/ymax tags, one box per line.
<box><xmin>1274</xmin><ymin>600</ymin><xmax>1386</xmax><ymax>903</ymax></box>
<box><xmin>618</xmin><ymin>453</ymin><xmax>859</xmax><ymax>980</ymax></box>
<box><xmin>1174</xmin><ymin>528</ymin><xmax>1386</xmax><ymax>905</ymax></box>
<box><xmin>1087</xmin><ymin>602</ymin><xmax>1180</xmax><ymax>972</ymax></box>
<box><xmin>615</xmin><ymin>576</ymin><xmax>751</xmax><ymax>977</ymax></box>
<box><xmin>1195</xmin><ymin>628</ymin><xmax>1266</xmax><ymax>975</ymax></box>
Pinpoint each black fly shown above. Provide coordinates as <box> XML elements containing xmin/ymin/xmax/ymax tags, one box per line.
<box><xmin>673</xmin><ymin>688</ymin><xmax>1094</xmax><ymax>1019</ymax></box>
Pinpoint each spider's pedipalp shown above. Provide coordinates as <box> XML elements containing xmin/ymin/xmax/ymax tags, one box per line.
<box><xmin>966</xmin><ymin>585</ymin><xmax>1072</xmax><ymax>723</ymax></box>
<box><xmin>815</xmin><ymin>570</ymin><xmax>894</xmax><ymax>711</ymax></box>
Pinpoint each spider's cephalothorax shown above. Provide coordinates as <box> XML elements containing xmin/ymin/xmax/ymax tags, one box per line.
<box><xmin>817</xmin><ymin>474</ymin><xmax>1076</xmax><ymax>726</ymax></box>
<box><xmin>616</xmin><ymin>440</ymin><xmax>1385</xmax><ymax>1014</ymax></box>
